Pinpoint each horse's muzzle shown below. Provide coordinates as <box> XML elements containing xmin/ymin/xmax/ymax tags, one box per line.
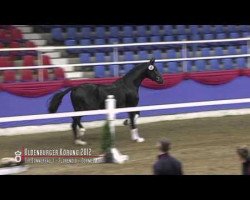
<box><xmin>156</xmin><ymin>76</ymin><xmax>164</xmax><ymax>84</ymax></box>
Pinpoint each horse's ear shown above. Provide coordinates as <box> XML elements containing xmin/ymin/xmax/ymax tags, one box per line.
<box><xmin>149</xmin><ymin>57</ymin><xmax>155</xmax><ymax>64</ymax></box>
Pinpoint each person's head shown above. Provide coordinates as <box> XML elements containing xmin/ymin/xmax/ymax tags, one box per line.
<box><xmin>236</xmin><ymin>146</ymin><xmax>249</xmax><ymax>162</ymax></box>
<box><xmin>157</xmin><ymin>138</ymin><xmax>171</xmax><ymax>153</ymax></box>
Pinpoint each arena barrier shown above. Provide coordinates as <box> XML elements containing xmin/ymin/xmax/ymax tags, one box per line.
<box><xmin>1</xmin><ymin>36</ymin><xmax>250</xmax><ymax>129</ymax></box>
<box><xmin>1</xmin><ymin>97</ymin><xmax>250</xmax><ymax>124</ymax></box>
<box><xmin>1</xmin><ymin>96</ymin><xmax>250</xmax><ymax>163</ymax></box>
<box><xmin>0</xmin><ymin>37</ymin><xmax>250</xmax><ymax>79</ymax></box>
<box><xmin>1</xmin><ymin>37</ymin><xmax>250</xmax><ymax>129</ymax></box>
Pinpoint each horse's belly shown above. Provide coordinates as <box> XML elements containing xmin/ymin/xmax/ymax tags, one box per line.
<box><xmin>84</xmin><ymin>99</ymin><xmax>104</xmax><ymax>110</ymax></box>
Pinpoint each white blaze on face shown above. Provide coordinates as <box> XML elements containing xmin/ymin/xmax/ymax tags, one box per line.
<box><xmin>148</xmin><ymin>65</ymin><xmax>154</xmax><ymax>71</ymax></box>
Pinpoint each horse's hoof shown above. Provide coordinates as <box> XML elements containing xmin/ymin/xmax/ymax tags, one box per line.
<box><xmin>136</xmin><ymin>137</ymin><xmax>145</xmax><ymax>143</ymax></box>
<box><xmin>78</xmin><ymin>128</ymin><xmax>85</xmax><ymax>136</ymax></box>
<box><xmin>123</xmin><ymin>119</ymin><xmax>129</xmax><ymax>126</ymax></box>
<box><xmin>74</xmin><ymin>139</ymin><xmax>87</xmax><ymax>146</ymax></box>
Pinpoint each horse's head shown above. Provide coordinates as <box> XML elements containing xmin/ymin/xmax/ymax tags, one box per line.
<box><xmin>145</xmin><ymin>58</ymin><xmax>164</xmax><ymax>84</ymax></box>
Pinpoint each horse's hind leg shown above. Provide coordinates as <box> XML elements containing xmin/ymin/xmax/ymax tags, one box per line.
<box><xmin>129</xmin><ymin>112</ymin><xmax>144</xmax><ymax>143</ymax></box>
<box><xmin>76</xmin><ymin>116</ymin><xmax>85</xmax><ymax>136</ymax></box>
<box><xmin>71</xmin><ymin>118</ymin><xmax>78</xmax><ymax>140</ymax></box>
<box><xmin>72</xmin><ymin>117</ymin><xmax>86</xmax><ymax>146</ymax></box>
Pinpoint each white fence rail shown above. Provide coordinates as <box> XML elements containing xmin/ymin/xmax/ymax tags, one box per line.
<box><xmin>1</xmin><ymin>54</ymin><xmax>250</xmax><ymax>71</ymax></box>
<box><xmin>1</xmin><ymin>97</ymin><xmax>250</xmax><ymax>123</ymax></box>
<box><xmin>0</xmin><ymin>37</ymin><xmax>250</xmax><ymax>52</ymax></box>
<box><xmin>0</xmin><ymin>36</ymin><xmax>250</xmax><ymax>78</ymax></box>
<box><xmin>0</xmin><ymin>37</ymin><xmax>249</xmax><ymax>69</ymax></box>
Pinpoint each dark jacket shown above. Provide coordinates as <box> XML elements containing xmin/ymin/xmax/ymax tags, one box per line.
<box><xmin>242</xmin><ymin>157</ymin><xmax>250</xmax><ymax>175</ymax></box>
<box><xmin>153</xmin><ymin>153</ymin><xmax>183</xmax><ymax>175</ymax></box>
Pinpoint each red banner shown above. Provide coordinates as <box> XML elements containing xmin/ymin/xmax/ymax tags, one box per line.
<box><xmin>0</xmin><ymin>69</ymin><xmax>249</xmax><ymax>97</ymax></box>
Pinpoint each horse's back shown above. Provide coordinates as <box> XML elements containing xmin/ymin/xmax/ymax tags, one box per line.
<box><xmin>71</xmin><ymin>84</ymin><xmax>101</xmax><ymax>110</ymax></box>
<box><xmin>71</xmin><ymin>83</ymin><xmax>129</xmax><ymax>110</ymax></box>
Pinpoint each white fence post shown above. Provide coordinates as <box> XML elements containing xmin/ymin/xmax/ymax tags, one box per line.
<box><xmin>105</xmin><ymin>95</ymin><xmax>129</xmax><ymax>164</ymax></box>
<box><xmin>105</xmin><ymin>95</ymin><xmax>116</xmax><ymax>143</ymax></box>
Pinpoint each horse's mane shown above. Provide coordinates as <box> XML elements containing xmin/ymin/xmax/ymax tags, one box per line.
<box><xmin>123</xmin><ymin>62</ymin><xmax>148</xmax><ymax>78</ymax></box>
<box><xmin>113</xmin><ymin>62</ymin><xmax>148</xmax><ymax>85</ymax></box>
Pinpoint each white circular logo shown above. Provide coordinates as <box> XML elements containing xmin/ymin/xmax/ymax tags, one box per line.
<box><xmin>148</xmin><ymin>65</ymin><xmax>154</xmax><ymax>71</ymax></box>
<box><xmin>15</xmin><ymin>151</ymin><xmax>22</xmax><ymax>163</ymax></box>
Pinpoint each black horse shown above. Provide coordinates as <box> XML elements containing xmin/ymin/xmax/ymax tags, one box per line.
<box><xmin>48</xmin><ymin>58</ymin><xmax>164</xmax><ymax>145</ymax></box>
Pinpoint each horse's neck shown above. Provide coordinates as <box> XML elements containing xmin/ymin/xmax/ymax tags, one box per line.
<box><xmin>123</xmin><ymin>67</ymin><xmax>146</xmax><ymax>89</ymax></box>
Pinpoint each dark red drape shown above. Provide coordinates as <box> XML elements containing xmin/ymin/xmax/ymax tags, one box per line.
<box><xmin>0</xmin><ymin>80</ymin><xmax>65</xmax><ymax>97</ymax></box>
<box><xmin>240</xmin><ymin>68</ymin><xmax>250</xmax><ymax>76</ymax></box>
<box><xmin>187</xmin><ymin>69</ymin><xmax>240</xmax><ymax>85</ymax></box>
<box><xmin>0</xmin><ymin>69</ymin><xmax>250</xmax><ymax>97</ymax></box>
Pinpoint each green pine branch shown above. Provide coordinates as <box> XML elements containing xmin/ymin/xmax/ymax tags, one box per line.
<box><xmin>101</xmin><ymin>121</ymin><xmax>114</xmax><ymax>153</ymax></box>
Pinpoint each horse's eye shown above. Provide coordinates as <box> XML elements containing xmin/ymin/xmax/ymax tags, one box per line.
<box><xmin>148</xmin><ymin>65</ymin><xmax>154</xmax><ymax>71</ymax></box>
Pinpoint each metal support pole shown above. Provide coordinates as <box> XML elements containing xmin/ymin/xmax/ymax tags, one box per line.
<box><xmin>113</xmin><ymin>44</ymin><xmax>119</xmax><ymax>77</ymax></box>
<box><xmin>38</xmin><ymin>51</ymin><xmax>44</xmax><ymax>82</ymax></box>
<box><xmin>182</xmin><ymin>40</ymin><xmax>187</xmax><ymax>72</ymax></box>
<box><xmin>247</xmin><ymin>39</ymin><xmax>250</xmax><ymax>68</ymax></box>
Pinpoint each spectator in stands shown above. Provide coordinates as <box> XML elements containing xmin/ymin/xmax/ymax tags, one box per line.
<box><xmin>153</xmin><ymin>138</ymin><xmax>183</xmax><ymax>175</ymax></box>
<box><xmin>236</xmin><ymin>146</ymin><xmax>250</xmax><ymax>175</ymax></box>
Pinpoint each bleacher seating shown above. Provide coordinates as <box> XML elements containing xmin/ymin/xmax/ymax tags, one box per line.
<box><xmin>214</xmin><ymin>47</ymin><xmax>224</xmax><ymax>56</ymax></box>
<box><xmin>235</xmin><ymin>57</ymin><xmax>247</xmax><ymax>69</ymax></box>
<box><xmin>40</xmin><ymin>69</ymin><xmax>49</xmax><ymax>81</ymax></box>
<box><xmin>214</xmin><ymin>25</ymin><xmax>224</xmax><ymax>33</ymax></box>
<box><xmin>65</xmin><ymin>39</ymin><xmax>79</xmax><ymax>54</ymax></box>
<box><xmin>21</xmin><ymin>69</ymin><xmax>34</xmax><ymax>82</ymax></box>
<box><xmin>94</xmin><ymin>52</ymin><xmax>106</xmax><ymax>78</ymax></box>
<box><xmin>109</xmin><ymin>64</ymin><xmax>119</xmax><ymax>77</ymax></box>
<box><xmin>167</xmin><ymin>62</ymin><xmax>179</xmax><ymax>73</ymax></box>
<box><xmin>150</xmin><ymin>25</ymin><xmax>160</xmax><ymax>36</ymax></box>
<box><xmin>136</xmin><ymin>26</ymin><xmax>147</xmax><ymax>37</ymax></box>
<box><xmin>0</xmin><ymin>56</ymin><xmax>13</xmax><ymax>67</ymax></box>
<box><xmin>186</xmin><ymin>61</ymin><xmax>193</xmax><ymax>72</ymax></box>
<box><xmin>3</xmin><ymin>70</ymin><xmax>16</xmax><ymax>83</ymax></box>
<box><xmin>138</xmin><ymin>50</ymin><xmax>148</xmax><ymax>60</ymax></box>
<box><xmin>162</xmin><ymin>25</ymin><xmax>173</xmax><ymax>35</ymax></box>
<box><xmin>201</xmin><ymin>48</ymin><xmax>210</xmax><ymax>57</ymax></box>
<box><xmin>0</xmin><ymin>26</ymin><xmax>67</xmax><ymax>83</ymax></box>
<box><xmin>122</xmin><ymin>26</ymin><xmax>133</xmax><ymax>37</ymax></box>
<box><xmin>188</xmin><ymin>25</ymin><xmax>199</xmax><ymax>34</ymax></box>
<box><xmin>79</xmin><ymin>39</ymin><xmax>93</xmax><ymax>53</ymax></box>
<box><xmin>54</xmin><ymin>68</ymin><xmax>65</xmax><ymax>80</ymax></box>
<box><xmin>222</xmin><ymin>58</ymin><xmax>234</xmax><ymax>70</ymax></box>
<box><xmin>195</xmin><ymin>60</ymin><xmax>207</xmax><ymax>71</ymax></box>
<box><xmin>42</xmin><ymin>55</ymin><xmax>51</xmax><ymax>65</ymax></box>
<box><xmin>51</xmin><ymin>28</ymin><xmax>64</xmax><ymax>42</ymax></box>
<box><xmin>24</xmin><ymin>40</ymin><xmax>37</xmax><ymax>56</ymax></box>
<box><xmin>240</xmin><ymin>45</ymin><xmax>247</xmax><ymax>54</ymax></box>
<box><xmin>209</xmin><ymin>59</ymin><xmax>220</xmax><ymax>70</ymax></box>
<box><xmin>23</xmin><ymin>55</ymin><xmax>35</xmax><ymax>66</ymax></box>
<box><xmin>167</xmin><ymin>49</ymin><xmax>177</xmax><ymax>58</ymax></box>
<box><xmin>2</xmin><ymin>25</ymin><xmax>250</xmax><ymax>81</ymax></box>
<box><xmin>227</xmin><ymin>46</ymin><xmax>237</xmax><ymax>55</ymax></box>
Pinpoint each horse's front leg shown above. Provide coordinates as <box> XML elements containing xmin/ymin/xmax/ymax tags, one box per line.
<box><xmin>123</xmin><ymin>111</ymin><xmax>140</xmax><ymax>125</ymax></box>
<box><xmin>129</xmin><ymin>112</ymin><xmax>144</xmax><ymax>143</ymax></box>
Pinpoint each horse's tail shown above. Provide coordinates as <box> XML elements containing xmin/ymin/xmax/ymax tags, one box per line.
<box><xmin>48</xmin><ymin>88</ymin><xmax>72</xmax><ymax>113</ymax></box>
